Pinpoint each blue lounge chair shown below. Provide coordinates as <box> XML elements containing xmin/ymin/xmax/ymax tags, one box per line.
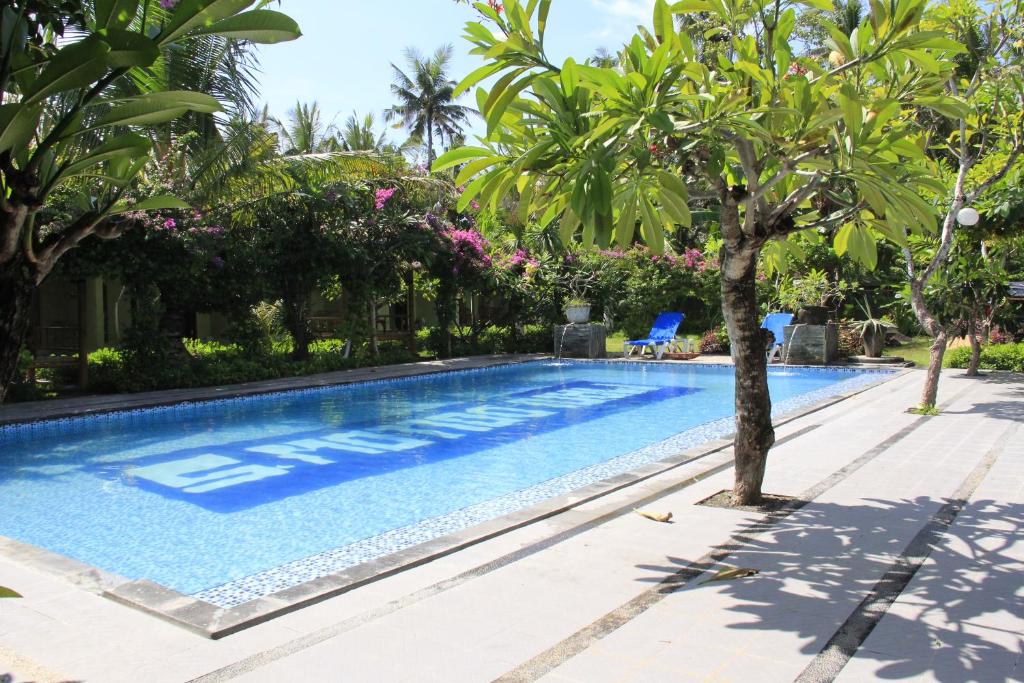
<box><xmin>624</xmin><ymin>312</ymin><xmax>685</xmax><ymax>360</ymax></box>
<box><xmin>762</xmin><ymin>313</ymin><xmax>794</xmax><ymax>363</ymax></box>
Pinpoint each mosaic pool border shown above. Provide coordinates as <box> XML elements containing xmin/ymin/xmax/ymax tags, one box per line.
<box><xmin>190</xmin><ymin>368</ymin><xmax>894</xmax><ymax>608</ymax></box>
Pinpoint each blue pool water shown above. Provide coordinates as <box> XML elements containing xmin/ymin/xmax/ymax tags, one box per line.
<box><xmin>0</xmin><ymin>361</ymin><xmax>889</xmax><ymax>605</ymax></box>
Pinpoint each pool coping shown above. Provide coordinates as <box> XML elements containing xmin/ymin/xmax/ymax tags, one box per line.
<box><xmin>0</xmin><ymin>361</ymin><xmax>913</xmax><ymax>639</ymax></box>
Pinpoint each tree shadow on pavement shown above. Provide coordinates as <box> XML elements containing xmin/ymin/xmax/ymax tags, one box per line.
<box><xmin>635</xmin><ymin>495</ymin><xmax>1023</xmax><ymax>682</ymax></box>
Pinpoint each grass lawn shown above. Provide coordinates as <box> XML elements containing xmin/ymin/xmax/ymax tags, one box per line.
<box><xmin>890</xmin><ymin>336</ymin><xmax>946</xmax><ymax>367</ymax></box>
<box><xmin>606</xmin><ymin>331</ymin><xmax>702</xmax><ymax>356</ymax></box>
<box><xmin>606</xmin><ymin>331</ymin><xmax>626</xmax><ymax>355</ymax></box>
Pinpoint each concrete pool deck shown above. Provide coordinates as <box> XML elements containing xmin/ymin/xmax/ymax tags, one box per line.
<box><xmin>1</xmin><ymin>368</ymin><xmax>1021</xmax><ymax>682</ymax></box>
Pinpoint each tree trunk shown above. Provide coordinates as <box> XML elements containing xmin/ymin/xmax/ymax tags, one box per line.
<box><xmin>720</xmin><ymin>237</ymin><xmax>775</xmax><ymax>506</ymax></box>
<box><xmin>426</xmin><ymin>117</ymin><xmax>435</xmax><ymax>171</ymax></box>
<box><xmin>158</xmin><ymin>305</ymin><xmax>192</xmax><ymax>363</ymax></box>
<box><xmin>920</xmin><ymin>330</ymin><xmax>948</xmax><ymax>407</ymax></box>
<box><xmin>966</xmin><ymin>314</ymin><xmax>982</xmax><ymax>377</ymax></box>
<box><xmin>369</xmin><ymin>299</ymin><xmax>379</xmax><ymax>359</ymax></box>
<box><xmin>908</xmin><ymin>280</ymin><xmax>946</xmax><ymax>408</ymax></box>
<box><xmin>283</xmin><ymin>293</ymin><xmax>310</xmax><ymax>361</ymax></box>
<box><xmin>0</xmin><ymin>258</ymin><xmax>37</xmax><ymax>403</ymax></box>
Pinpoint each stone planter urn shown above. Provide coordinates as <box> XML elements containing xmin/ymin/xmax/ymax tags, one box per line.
<box><xmin>565</xmin><ymin>303</ymin><xmax>591</xmax><ymax>324</ymax></box>
<box><xmin>862</xmin><ymin>328</ymin><xmax>886</xmax><ymax>357</ymax></box>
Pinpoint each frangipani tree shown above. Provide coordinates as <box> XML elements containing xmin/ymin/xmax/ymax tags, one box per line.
<box><xmin>437</xmin><ymin>0</ymin><xmax>960</xmax><ymax>504</ymax></box>
<box><xmin>901</xmin><ymin>0</ymin><xmax>1023</xmax><ymax>409</ymax></box>
<box><xmin>0</xmin><ymin>0</ymin><xmax>300</xmax><ymax>401</ymax></box>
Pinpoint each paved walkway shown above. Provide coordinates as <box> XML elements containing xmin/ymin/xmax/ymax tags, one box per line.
<box><xmin>1</xmin><ymin>369</ymin><xmax>1020</xmax><ymax>682</ymax></box>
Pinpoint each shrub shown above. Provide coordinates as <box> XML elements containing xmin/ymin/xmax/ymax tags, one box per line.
<box><xmin>699</xmin><ymin>327</ymin><xmax>731</xmax><ymax>354</ymax></box>
<box><xmin>5</xmin><ymin>348</ymin><xmax>51</xmax><ymax>402</ymax></box>
<box><xmin>947</xmin><ymin>342</ymin><xmax>1024</xmax><ymax>372</ymax></box>
<box><xmin>87</xmin><ymin>338</ymin><xmax>359</xmax><ymax>394</ymax></box>
<box><xmin>416</xmin><ymin>324</ymin><xmax>551</xmax><ymax>357</ymax></box>
<box><xmin>989</xmin><ymin>327</ymin><xmax>1013</xmax><ymax>345</ymax></box>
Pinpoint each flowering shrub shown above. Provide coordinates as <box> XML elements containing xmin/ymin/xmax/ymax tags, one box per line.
<box><xmin>989</xmin><ymin>327</ymin><xmax>1013</xmax><ymax>344</ymax></box>
<box><xmin>443</xmin><ymin>228</ymin><xmax>492</xmax><ymax>276</ymax></box>
<box><xmin>592</xmin><ymin>245</ymin><xmax>719</xmax><ymax>338</ymax></box>
<box><xmin>374</xmin><ymin>187</ymin><xmax>397</xmax><ymax>210</ymax></box>
<box><xmin>699</xmin><ymin>327</ymin><xmax>731</xmax><ymax>354</ymax></box>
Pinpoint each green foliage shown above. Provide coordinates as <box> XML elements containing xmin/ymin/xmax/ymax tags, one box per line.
<box><xmin>87</xmin><ymin>338</ymin><xmax>359</xmax><ymax>394</ymax></box>
<box><xmin>439</xmin><ymin>0</ymin><xmax>958</xmax><ymax>264</ymax></box>
<box><xmin>947</xmin><ymin>342</ymin><xmax>1024</xmax><ymax>372</ymax></box>
<box><xmin>0</xmin><ymin>0</ymin><xmax>301</xmax><ymax>222</ymax></box>
<box><xmin>4</xmin><ymin>348</ymin><xmax>52</xmax><ymax>401</ymax></box>
<box><xmin>415</xmin><ymin>324</ymin><xmax>551</xmax><ymax>357</ymax></box>
<box><xmin>775</xmin><ymin>268</ymin><xmax>848</xmax><ymax>311</ymax></box>
<box><xmin>908</xmin><ymin>405</ymin><xmax>942</xmax><ymax>416</ymax></box>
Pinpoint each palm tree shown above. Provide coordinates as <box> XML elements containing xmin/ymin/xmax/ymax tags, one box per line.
<box><xmin>385</xmin><ymin>45</ymin><xmax>476</xmax><ymax>170</ymax></box>
<box><xmin>273</xmin><ymin>101</ymin><xmax>341</xmax><ymax>155</ymax></box>
<box><xmin>587</xmin><ymin>47</ymin><xmax>620</xmax><ymax>69</ymax></box>
<box><xmin>340</xmin><ymin>112</ymin><xmax>390</xmax><ymax>152</ymax></box>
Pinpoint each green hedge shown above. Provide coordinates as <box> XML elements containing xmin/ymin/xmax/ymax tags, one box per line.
<box><xmin>415</xmin><ymin>324</ymin><xmax>552</xmax><ymax>357</ymax></box>
<box><xmin>946</xmin><ymin>342</ymin><xmax>1024</xmax><ymax>372</ymax></box>
<box><xmin>88</xmin><ymin>339</ymin><xmax>379</xmax><ymax>394</ymax></box>
<box><xmin>84</xmin><ymin>327</ymin><xmax>553</xmax><ymax>396</ymax></box>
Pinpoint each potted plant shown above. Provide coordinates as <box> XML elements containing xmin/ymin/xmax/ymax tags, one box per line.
<box><xmin>777</xmin><ymin>269</ymin><xmax>846</xmax><ymax>325</ymax></box>
<box><xmin>564</xmin><ymin>298</ymin><xmax>591</xmax><ymax>324</ymax></box>
<box><xmin>853</xmin><ymin>297</ymin><xmax>893</xmax><ymax>357</ymax></box>
<box><xmin>560</xmin><ymin>260</ymin><xmax>601</xmax><ymax>324</ymax></box>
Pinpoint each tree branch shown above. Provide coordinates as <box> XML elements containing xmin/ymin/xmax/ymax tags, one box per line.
<box><xmin>966</xmin><ymin>143</ymin><xmax>1023</xmax><ymax>204</ymax></box>
<box><xmin>748</xmin><ymin>149</ymin><xmax>822</xmax><ymax>202</ymax></box>
<box><xmin>775</xmin><ymin>200</ymin><xmax>865</xmax><ymax>237</ymax></box>
<box><xmin>766</xmin><ymin>173</ymin><xmax>824</xmax><ymax>226</ymax></box>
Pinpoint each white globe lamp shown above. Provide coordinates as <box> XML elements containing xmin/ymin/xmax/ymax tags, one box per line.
<box><xmin>957</xmin><ymin>207</ymin><xmax>980</xmax><ymax>226</ymax></box>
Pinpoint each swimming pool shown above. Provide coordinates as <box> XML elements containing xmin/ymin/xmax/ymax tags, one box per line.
<box><xmin>0</xmin><ymin>360</ymin><xmax>890</xmax><ymax>607</ymax></box>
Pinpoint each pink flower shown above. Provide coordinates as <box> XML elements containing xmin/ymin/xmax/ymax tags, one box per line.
<box><xmin>683</xmin><ymin>248</ymin><xmax>704</xmax><ymax>269</ymax></box>
<box><xmin>374</xmin><ymin>187</ymin><xmax>397</xmax><ymax>210</ymax></box>
<box><xmin>162</xmin><ymin>218</ymin><xmax>177</xmax><ymax>231</ymax></box>
<box><xmin>159</xmin><ymin>0</ymin><xmax>177</xmax><ymax>8</ymax></box>
<box><xmin>786</xmin><ymin>63</ymin><xmax>809</xmax><ymax>79</ymax></box>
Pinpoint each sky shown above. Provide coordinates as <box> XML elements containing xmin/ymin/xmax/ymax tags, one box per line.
<box><xmin>256</xmin><ymin>0</ymin><xmax>657</xmax><ymax>144</ymax></box>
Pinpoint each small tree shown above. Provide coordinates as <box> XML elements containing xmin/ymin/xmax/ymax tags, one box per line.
<box><xmin>438</xmin><ymin>0</ymin><xmax>960</xmax><ymax>504</ymax></box>
<box><xmin>901</xmin><ymin>0</ymin><xmax>1023</xmax><ymax>408</ymax></box>
<box><xmin>0</xmin><ymin>0</ymin><xmax>300</xmax><ymax>401</ymax></box>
